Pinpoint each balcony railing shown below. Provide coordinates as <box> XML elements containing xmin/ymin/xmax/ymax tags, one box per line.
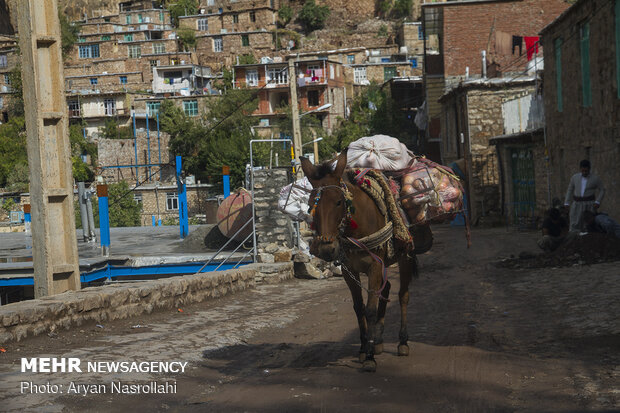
<box><xmin>233</xmin><ymin>79</ymin><xmax>289</xmax><ymax>89</ymax></box>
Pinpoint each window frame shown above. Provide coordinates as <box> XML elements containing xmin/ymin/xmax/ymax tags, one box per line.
<box><xmin>250</xmin><ymin>11</ymin><xmax>256</xmax><ymax>22</ymax></box>
<box><xmin>0</xmin><ymin>54</ymin><xmax>7</xmax><ymax>68</ymax></box>
<box><xmin>213</xmin><ymin>36</ymin><xmax>223</xmax><ymax>52</ymax></box>
<box><xmin>104</xmin><ymin>98</ymin><xmax>116</xmax><ymax>116</ymax></box>
<box><xmin>119</xmin><ymin>75</ymin><xmax>128</xmax><ymax>84</ymax></box>
<box><xmin>267</xmin><ymin>67</ymin><xmax>288</xmax><ymax>85</ymax></box>
<box><xmin>347</xmin><ymin>55</ymin><xmax>355</xmax><ymax>64</ymax></box>
<box><xmin>166</xmin><ymin>192</ymin><xmax>179</xmax><ymax>210</ymax></box>
<box><xmin>124</xmin><ymin>33</ymin><xmax>133</xmax><ymax>41</ymax></box>
<box><xmin>384</xmin><ymin>66</ymin><xmax>397</xmax><ymax>81</ymax></box>
<box><xmin>245</xmin><ymin>69</ymin><xmax>259</xmax><ymax>87</ymax></box>
<box><xmin>153</xmin><ymin>42</ymin><xmax>165</xmax><ymax>54</ymax></box>
<box><xmin>146</xmin><ymin>101</ymin><xmax>161</xmax><ymax>116</ymax></box>
<box><xmin>307</xmin><ymin>90</ymin><xmax>320</xmax><ymax>107</ymax></box>
<box><xmin>89</xmin><ymin>77</ymin><xmax>98</xmax><ymax>85</ymax></box>
<box><xmin>241</xmin><ymin>34</ymin><xmax>250</xmax><ymax>47</ymax></box>
<box><xmin>183</xmin><ymin>100</ymin><xmax>199</xmax><ymax>117</ymax></box>
<box><xmin>354</xmin><ymin>67</ymin><xmax>367</xmax><ymax>84</ymax></box>
<box><xmin>197</xmin><ymin>18</ymin><xmax>208</xmax><ymax>31</ymax></box>
<box><xmin>128</xmin><ymin>44</ymin><xmax>142</xmax><ymax>58</ymax></box>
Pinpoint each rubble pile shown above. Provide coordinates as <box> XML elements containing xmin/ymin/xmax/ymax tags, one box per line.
<box><xmin>498</xmin><ymin>233</ymin><xmax>620</xmax><ymax>269</ymax></box>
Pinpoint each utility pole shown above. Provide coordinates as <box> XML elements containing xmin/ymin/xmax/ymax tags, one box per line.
<box><xmin>288</xmin><ymin>58</ymin><xmax>303</xmax><ymax>177</ymax></box>
<box><xmin>18</xmin><ymin>0</ymin><xmax>81</xmax><ymax>297</ymax></box>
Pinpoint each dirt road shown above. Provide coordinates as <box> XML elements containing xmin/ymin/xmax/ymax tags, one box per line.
<box><xmin>0</xmin><ymin>226</ymin><xmax>618</xmax><ymax>412</ymax></box>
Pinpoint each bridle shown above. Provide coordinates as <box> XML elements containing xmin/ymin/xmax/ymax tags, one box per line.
<box><xmin>308</xmin><ymin>180</ymin><xmax>355</xmax><ymax>243</ymax></box>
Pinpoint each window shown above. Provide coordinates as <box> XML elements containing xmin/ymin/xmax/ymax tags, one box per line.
<box><xmin>0</xmin><ymin>54</ymin><xmax>6</xmax><ymax>68</ymax></box>
<box><xmin>124</xmin><ymin>33</ymin><xmax>133</xmax><ymax>41</ymax></box>
<box><xmin>207</xmin><ymin>0</ymin><xmax>214</xmax><ymax>5</ymax></box>
<box><xmin>153</xmin><ymin>43</ymin><xmax>165</xmax><ymax>54</ymax></box>
<box><xmin>233</xmin><ymin>14</ymin><xmax>239</xmax><ymax>24</ymax></box>
<box><xmin>307</xmin><ymin>90</ymin><xmax>319</xmax><ymax>106</ymax></box>
<box><xmin>616</xmin><ymin>0</ymin><xmax>620</xmax><ymax>99</ymax></box>
<box><xmin>347</xmin><ymin>55</ymin><xmax>355</xmax><ymax>64</ymax></box>
<box><xmin>197</xmin><ymin>18</ymin><xmax>208</xmax><ymax>31</ymax></box>
<box><xmin>119</xmin><ymin>76</ymin><xmax>127</xmax><ymax>84</ymax></box>
<box><xmin>126</xmin><ymin>15</ymin><xmax>131</xmax><ymax>24</ymax></box>
<box><xmin>250</xmin><ymin>11</ymin><xmax>256</xmax><ymax>22</ymax></box>
<box><xmin>580</xmin><ymin>22</ymin><xmax>591</xmax><ymax>107</ymax></box>
<box><xmin>410</xmin><ymin>58</ymin><xmax>417</xmax><ymax>68</ymax></box>
<box><xmin>146</xmin><ymin>101</ymin><xmax>161</xmax><ymax>116</ymax></box>
<box><xmin>384</xmin><ymin>66</ymin><xmax>396</xmax><ymax>81</ymax></box>
<box><xmin>150</xmin><ymin>59</ymin><xmax>160</xmax><ymax>70</ymax></box>
<box><xmin>354</xmin><ymin>67</ymin><xmax>366</xmax><ymax>84</ymax></box>
<box><xmin>213</xmin><ymin>37</ymin><xmax>223</xmax><ymax>52</ymax></box>
<box><xmin>101</xmin><ymin>35</ymin><xmax>111</xmax><ymax>41</ymax></box>
<box><xmin>104</xmin><ymin>99</ymin><xmax>116</xmax><ymax>115</ymax></box>
<box><xmin>245</xmin><ymin>69</ymin><xmax>258</xmax><ymax>86</ymax></box>
<box><xmin>90</xmin><ymin>78</ymin><xmax>98</xmax><ymax>85</ymax></box>
<box><xmin>267</xmin><ymin>67</ymin><xmax>288</xmax><ymax>84</ymax></box>
<box><xmin>128</xmin><ymin>44</ymin><xmax>141</xmax><ymax>58</ymax></box>
<box><xmin>183</xmin><ymin>100</ymin><xmax>198</xmax><ymax>116</ymax></box>
<box><xmin>159</xmin><ymin>11</ymin><xmax>164</xmax><ymax>22</ymax></box>
<box><xmin>554</xmin><ymin>37</ymin><xmax>563</xmax><ymax>112</ymax></box>
<box><xmin>133</xmin><ymin>193</ymin><xmax>142</xmax><ymax>204</ymax></box>
<box><xmin>166</xmin><ymin>192</ymin><xmax>179</xmax><ymax>210</ymax></box>
<box><xmin>330</xmin><ymin>64</ymin><xmax>335</xmax><ymax>79</ymax></box>
<box><xmin>164</xmin><ymin>70</ymin><xmax>182</xmax><ymax>84</ymax></box>
<box><xmin>307</xmin><ymin>64</ymin><xmax>320</xmax><ymax>77</ymax></box>
<box><xmin>418</xmin><ymin>25</ymin><xmax>424</xmax><ymax>40</ymax></box>
<box><xmin>78</xmin><ymin>44</ymin><xmax>100</xmax><ymax>58</ymax></box>
<box><xmin>137</xmin><ymin>14</ymin><xmax>143</xmax><ymax>23</ymax></box>
<box><xmin>78</xmin><ymin>37</ymin><xmax>86</xmax><ymax>43</ymax></box>
<box><xmin>0</xmin><ymin>97</ymin><xmax>3</xmax><ymax>109</ymax></box>
<box><xmin>241</xmin><ymin>35</ymin><xmax>249</xmax><ymax>46</ymax></box>
<box><xmin>3</xmin><ymin>74</ymin><xmax>9</xmax><ymax>84</ymax></box>
<box><xmin>68</xmin><ymin>101</ymin><xmax>80</xmax><ymax>117</ymax></box>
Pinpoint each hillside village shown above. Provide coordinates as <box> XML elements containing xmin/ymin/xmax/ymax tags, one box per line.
<box><xmin>0</xmin><ymin>0</ymin><xmax>618</xmax><ymax>230</ymax></box>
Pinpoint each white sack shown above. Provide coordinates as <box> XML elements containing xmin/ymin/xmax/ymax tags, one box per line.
<box><xmin>347</xmin><ymin>135</ymin><xmax>412</xmax><ymax>170</ymax></box>
<box><xmin>278</xmin><ymin>177</ymin><xmax>313</xmax><ymax>222</ymax></box>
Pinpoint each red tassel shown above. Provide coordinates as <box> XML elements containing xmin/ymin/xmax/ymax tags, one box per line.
<box><xmin>349</xmin><ymin>218</ymin><xmax>358</xmax><ymax>230</ymax></box>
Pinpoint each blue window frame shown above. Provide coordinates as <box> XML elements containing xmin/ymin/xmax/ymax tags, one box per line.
<box><xmin>90</xmin><ymin>78</ymin><xmax>98</xmax><ymax>85</ymax></box>
<box><xmin>418</xmin><ymin>25</ymin><xmax>424</xmax><ymax>40</ymax></box>
<box><xmin>183</xmin><ymin>100</ymin><xmax>198</xmax><ymax>117</ymax></box>
<box><xmin>347</xmin><ymin>55</ymin><xmax>355</xmax><ymax>64</ymax></box>
<box><xmin>410</xmin><ymin>58</ymin><xmax>418</xmax><ymax>68</ymax></box>
<box><xmin>119</xmin><ymin>76</ymin><xmax>127</xmax><ymax>84</ymax></box>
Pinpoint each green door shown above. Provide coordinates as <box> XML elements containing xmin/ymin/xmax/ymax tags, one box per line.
<box><xmin>384</xmin><ymin>66</ymin><xmax>396</xmax><ymax>81</ymax></box>
<box><xmin>510</xmin><ymin>147</ymin><xmax>536</xmax><ymax>227</ymax></box>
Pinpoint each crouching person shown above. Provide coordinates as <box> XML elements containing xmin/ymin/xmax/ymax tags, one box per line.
<box><xmin>537</xmin><ymin>208</ymin><xmax>569</xmax><ymax>252</ymax></box>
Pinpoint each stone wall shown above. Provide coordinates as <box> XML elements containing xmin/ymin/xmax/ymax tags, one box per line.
<box><xmin>541</xmin><ymin>0</ymin><xmax>620</xmax><ymax>222</ymax></box>
<box><xmin>0</xmin><ymin>262</ymin><xmax>294</xmax><ymax>344</ymax></box>
<box><xmin>253</xmin><ymin>168</ymin><xmax>293</xmax><ymax>249</ymax></box>
<box><xmin>196</xmin><ymin>31</ymin><xmax>274</xmax><ymax>71</ymax></box>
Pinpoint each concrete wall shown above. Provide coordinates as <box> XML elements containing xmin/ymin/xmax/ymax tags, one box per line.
<box><xmin>541</xmin><ymin>0</ymin><xmax>620</xmax><ymax>221</ymax></box>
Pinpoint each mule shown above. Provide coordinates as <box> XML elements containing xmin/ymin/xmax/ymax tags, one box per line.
<box><xmin>301</xmin><ymin>149</ymin><xmax>428</xmax><ymax>372</ymax></box>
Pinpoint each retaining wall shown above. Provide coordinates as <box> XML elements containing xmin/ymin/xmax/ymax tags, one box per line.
<box><xmin>0</xmin><ymin>262</ymin><xmax>293</xmax><ymax>344</ymax></box>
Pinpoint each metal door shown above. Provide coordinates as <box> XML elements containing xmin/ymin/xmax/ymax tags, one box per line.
<box><xmin>510</xmin><ymin>147</ymin><xmax>536</xmax><ymax>228</ymax></box>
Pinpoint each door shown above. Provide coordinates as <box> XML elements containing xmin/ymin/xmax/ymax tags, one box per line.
<box><xmin>510</xmin><ymin>147</ymin><xmax>536</xmax><ymax>227</ymax></box>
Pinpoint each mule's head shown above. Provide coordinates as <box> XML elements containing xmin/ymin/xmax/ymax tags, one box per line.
<box><xmin>301</xmin><ymin>149</ymin><xmax>348</xmax><ymax>262</ymax></box>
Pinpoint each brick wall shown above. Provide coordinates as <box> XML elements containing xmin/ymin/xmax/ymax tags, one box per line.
<box><xmin>541</xmin><ymin>0</ymin><xmax>620</xmax><ymax>221</ymax></box>
<box><xmin>440</xmin><ymin>0</ymin><xmax>569</xmax><ymax>78</ymax></box>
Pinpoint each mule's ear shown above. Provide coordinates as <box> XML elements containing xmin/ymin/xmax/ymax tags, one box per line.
<box><xmin>333</xmin><ymin>147</ymin><xmax>348</xmax><ymax>178</ymax></box>
<box><xmin>300</xmin><ymin>156</ymin><xmax>317</xmax><ymax>184</ymax></box>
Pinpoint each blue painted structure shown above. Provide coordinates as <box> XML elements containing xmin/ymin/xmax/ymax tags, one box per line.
<box><xmin>176</xmin><ymin>156</ymin><xmax>189</xmax><ymax>239</ymax></box>
<box><xmin>132</xmin><ymin>112</ymin><xmax>139</xmax><ymax>184</ymax></box>
<box><xmin>98</xmin><ymin>188</ymin><xmax>111</xmax><ymax>252</ymax></box>
<box><xmin>0</xmin><ymin>261</ymin><xmax>252</xmax><ymax>287</ymax></box>
<box><xmin>223</xmin><ymin>172</ymin><xmax>231</xmax><ymax>198</ymax></box>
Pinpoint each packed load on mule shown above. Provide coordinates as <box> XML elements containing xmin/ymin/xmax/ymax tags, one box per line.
<box><xmin>279</xmin><ymin>134</ymin><xmax>465</xmax><ymax>228</ymax></box>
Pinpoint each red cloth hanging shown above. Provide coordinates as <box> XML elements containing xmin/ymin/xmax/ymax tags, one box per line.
<box><xmin>524</xmin><ymin>36</ymin><xmax>540</xmax><ymax>61</ymax></box>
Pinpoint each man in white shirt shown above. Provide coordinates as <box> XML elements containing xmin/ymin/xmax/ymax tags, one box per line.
<box><xmin>564</xmin><ymin>160</ymin><xmax>605</xmax><ymax>232</ymax></box>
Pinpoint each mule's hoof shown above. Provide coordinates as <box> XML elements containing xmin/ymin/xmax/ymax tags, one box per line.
<box><xmin>397</xmin><ymin>344</ymin><xmax>409</xmax><ymax>356</ymax></box>
<box><xmin>374</xmin><ymin>343</ymin><xmax>383</xmax><ymax>355</ymax></box>
<box><xmin>358</xmin><ymin>352</ymin><xmax>366</xmax><ymax>363</ymax></box>
<box><xmin>362</xmin><ymin>359</ymin><xmax>377</xmax><ymax>372</ymax></box>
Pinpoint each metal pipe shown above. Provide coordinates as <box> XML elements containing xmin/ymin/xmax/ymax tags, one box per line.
<box><xmin>86</xmin><ymin>190</ymin><xmax>96</xmax><ymax>242</ymax></box>
<box><xmin>132</xmin><ymin>112</ymin><xmax>138</xmax><ymax>185</ymax></box>
<box><xmin>482</xmin><ymin>50</ymin><xmax>487</xmax><ymax>78</ymax></box>
<box><xmin>77</xmin><ymin>182</ymin><xmax>89</xmax><ymax>242</ymax></box>
<box><xmin>146</xmin><ymin>112</ymin><xmax>151</xmax><ymax>182</ymax></box>
<box><xmin>157</xmin><ymin>112</ymin><xmax>162</xmax><ymax>181</ymax></box>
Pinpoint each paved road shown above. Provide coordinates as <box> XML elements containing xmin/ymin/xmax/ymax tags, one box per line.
<box><xmin>0</xmin><ymin>226</ymin><xmax>618</xmax><ymax>412</ymax></box>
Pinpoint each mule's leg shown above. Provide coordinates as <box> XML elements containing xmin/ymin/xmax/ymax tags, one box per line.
<box><xmin>342</xmin><ymin>268</ymin><xmax>367</xmax><ymax>362</ymax></box>
<box><xmin>397</xmin><ymin>255</ymin><xmax>417</xmax><ymax>356</ymax></box>
<box><xmin>362</xmin><ymin>262</ymin><xmax>383</xmax><ymax>372</ymax></box>
<box><xmin>373</xmin><ymin>279</ymin><xmax>391</xmax><ymax>355</ymax></box>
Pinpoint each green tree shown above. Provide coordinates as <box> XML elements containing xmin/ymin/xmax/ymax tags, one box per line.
<box><xmin>166</xmin><ymin>0</ymin><xmax>198</xmax><ymax>26</ymax></box>
<box><xmin>77</xmin><ymin>181</ymin><xmax>143</xmax><ymax>228</ymax></box>
<box><xmin>393</xmin><ymin>0</ymin><xmax>412</xmax><ymax>18</ymax></box>
<box><xmin>237</xmin><ymin>54</ymin><xmax>257</xmax><ymax>65</ymax></box>
<box><xmin>161</xmin><ymin>89</ymin><xmax>260</xmax><ymax>190</ymax></box>
<box><xmin>99</xmin><ymin>118</ymin><xmax>133</xmax><ymax>140</ymax></box>
<box><xmin>69</xmin><ymin>122</ymin><xmax>97</xmax><ymax>182</ymax></box>
<box><xmin>298</xmin><ymin>0</ymin><xmax>330</xmax><ymax>32</ymax></box>
<box><xmin>331</xmin><ymin>83</ymin><xmax>410</xmax><ymax>150</ymax></box>
<box><xmin>0</xmin><ymin>117</ymin><xmax>27</xmax><ymax>188</ymax></box>
<box><xmin>277</xmin><ymin>5</ymin><xmax>293</xmax><ymax>27</ymax></box>
<box><xmin>274</xmin><ymin>105</ymin><xmax>335</xmax><ymax>161</ymax></box>
<box><xmin>177</xmin><ymin>27</ymin><xmax>196</xmax><ymax>51</ymax></box>
<box><xmin>6</xmin><ymin>162</ymin><xmax>29</xmax><ymax>192</ymax></box>
<box><xmin>59</xmin><ymin>11</ymin><xmax>80</xmax><ymax>58</ymax></box>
